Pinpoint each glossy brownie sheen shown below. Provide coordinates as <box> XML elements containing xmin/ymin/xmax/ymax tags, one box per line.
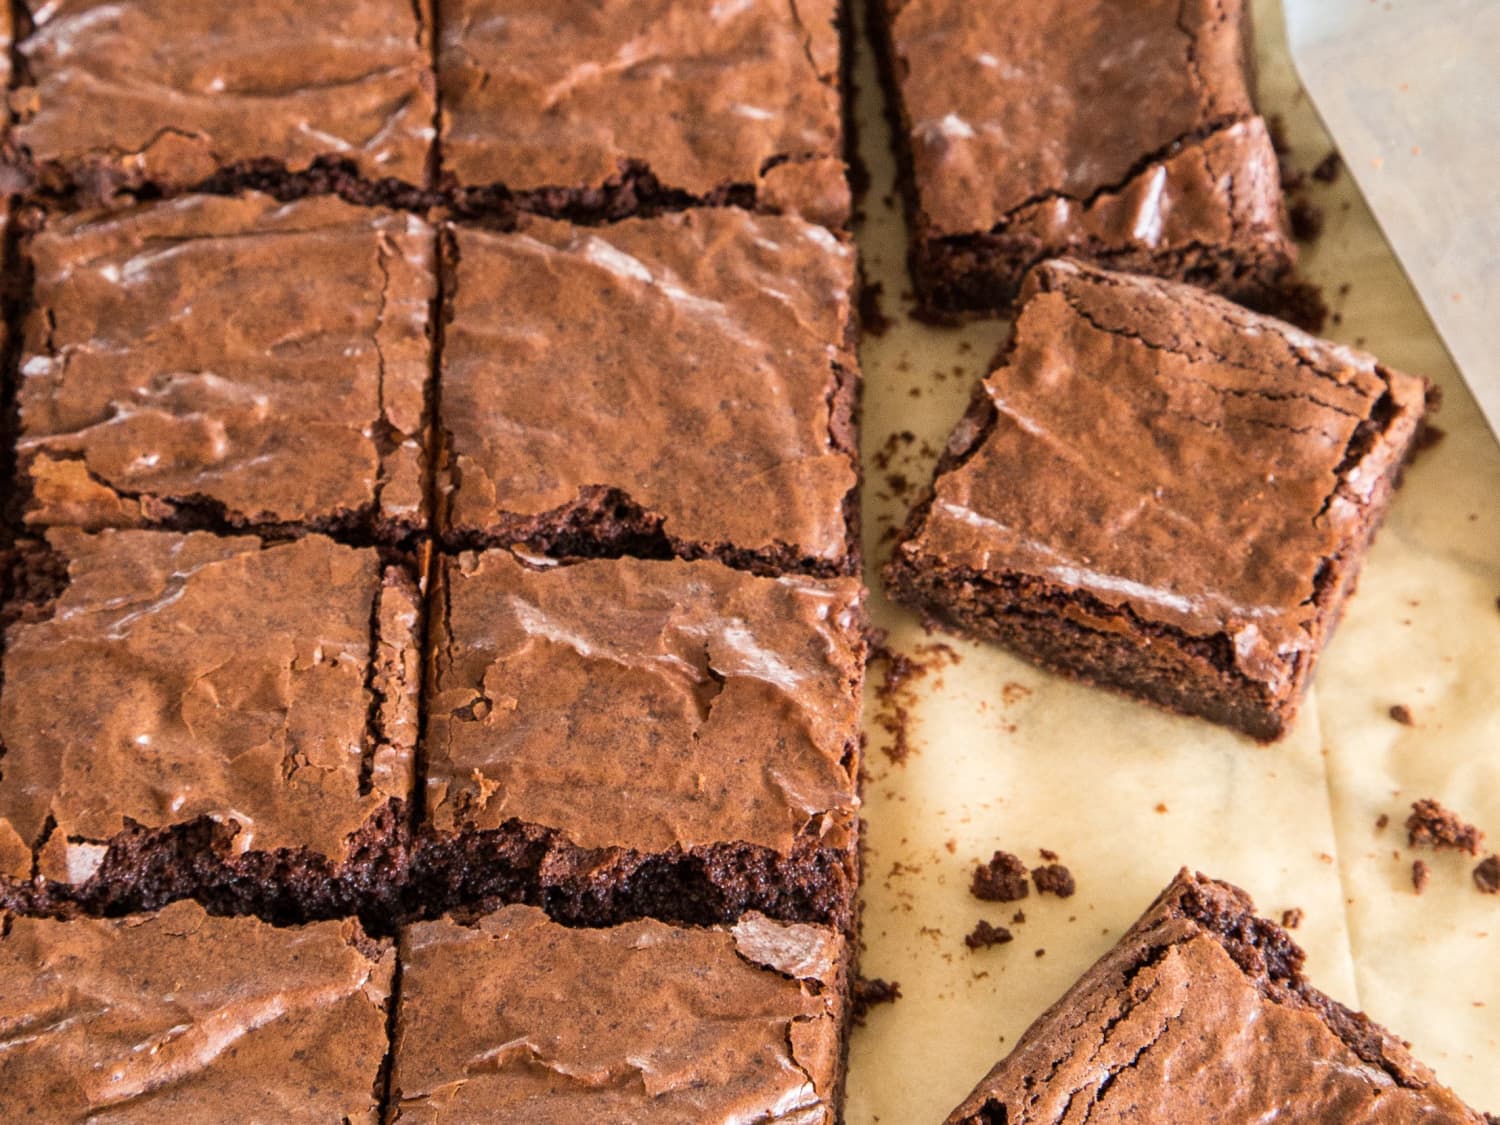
<box><xmin>945</xmin><ymin>870</ymin><xmax>1491</xmax><ymax>1124</ymax></box>
<box><xmin>0</xmin><ymin>530</ymin><xmax>420</xmax><ymax>916</ymax></box>
<box><xmin>888</xmin><ymin>260</ymin><xmax>1429</xmax><ymax>739</ymax></box>
<box><xmin>0</xmin><ymin>902</ymin><xmax>393</xmax><ymax>1122</ymax></box>
<box><xmin>439</xmin><ymin>211</ymin><xmax>860</xmax><ymax>577</ymax></box>
<box><xmin>18</xmin><ymin>194</ymin><xmax>436</xmax><ymax>541</ymax></box>
<box><xmin>872</xmin><ymin>0</ymin><xmax>1294</xmax><ymax>312</ymax></box>
<box><xmin>389</xmin><ymin>905</ymin><xmax>848</xmax><ymax>1123</ymax></box>
<box><xmin>10</xmin><ymin>0</ymin><xmax>436</xmax><ymax>198</ymax></box>
<box><xmin>438</xmin><ymin>0</ymin><xmax>848</xmax><ymax>226</ymax></box>
<box><xmin>418</xmin><ymin>551</ymin><xmax>864</xmax><ymax>929</ymax></box>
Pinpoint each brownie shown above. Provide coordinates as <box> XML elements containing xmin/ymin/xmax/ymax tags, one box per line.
<box><xmin>0</xmin><ymin>901</ymin><xmax>393</xmax><ymax>1120</ymax></box>
<box><xmin>437</xmin><ymin>0</ymin><xmax>850</xmax><ymax>228</ymax></box>
<box><xmin>9</xmin><ymin>0</ymin><xmax>436</xmax><ymax>203</ymax></box>
<box><xmin>388</xmin><ymin>905</ymin><xmax>849</xmax><ymax>1122</ymax></box>
<box><xmin>945</xmin><ymin>870</ymin><xmax>1492</xmax><ymax>1124</ymax></box>
<box><xmin>16</xmin><ymin>194</ymin><xmax>436</xmax><ymax>543</ymax></box>
<box><xmin>0</xmin><ymin>529</ymin><xmax>421</xmax><ymax>924</ymax></box>
<box><xmin>414</xmin><ymin>550</ymin><xmax>865</xmax><ymax>931</ymax></box>
<box><xmin>887</xmin><ymin>259</ymin><xmax>1430</xmax><ymax>740</ymax></box>
<box><xmin>869</xmin><ymin>0</ymin><xmax>1295</xmax><ymax>314</ymax></box>
<box><xmin>438</xmin><ymin>210</ymin><xmax>861</xmax><ymax>577</ymax></box>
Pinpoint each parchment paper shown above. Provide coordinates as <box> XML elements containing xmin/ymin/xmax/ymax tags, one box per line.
<box><xmin>845</xmin><ymin>1</ymin><xmax>1500</xmax><ymax>1119</ymax></box>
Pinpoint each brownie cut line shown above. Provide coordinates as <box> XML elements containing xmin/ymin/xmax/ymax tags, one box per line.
<box><xmin>437</xmin><ymin>209</ymin><xmax>862</xmax><ymax>579</ymax></box>
<box><xmin>7</xmin><ymin>0</ymin><xmax>438</xmax><ymax>207</ymax></box>
<box><xmin>387</xmin><ymin>905</ymin><xmax>850</xmax><ymax>1123</ymax></box>
<box><xmin>886</xmin><ymin>259</ymin><xmax>1431</xmax><ymax>740</ymax></box>
<box><xmin>944</xmin><ymin>869</ymin><xmax>1493</xmax><ymax>1124</ymax></box>
<box><xmin>413</xmin><ymin>550</ymin><xmax>866</xmax><ymax>933</ymax></box>
<box><xmin>15</xmin><ymin>193</ymin><xmax>437</xmax><ymax>545</ymax></box>
<box><xmin>436</xmin><ymin>0</ymin><xmax>852</xmax><ymax>228</ymax></box>
<box><xmin>0</xmin><ymin>902</ymin><xmax>394</xmax><ymax>1121</ymax></box>
<box><xmin>869</xmin><ymin>0</ymin><xmax>1296</xmax><ymax>315</ymax></box>
<box><xmin>0</xmin><ymin>529</ymin><xmax>422</xmax><ymax>926</ymax></box>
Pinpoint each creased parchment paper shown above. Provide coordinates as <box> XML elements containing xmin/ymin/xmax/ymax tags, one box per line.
<box><xmin>845</xmin><ymin>1</ymin><xmax>1500</xmax><ymax>1120</ymax></box>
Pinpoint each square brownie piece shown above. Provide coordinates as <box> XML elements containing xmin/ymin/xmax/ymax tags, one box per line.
<box><xmin>438</xmin><ymin>210</ymin><xmax>860</xmax><ymax>577</ymax></box>
<box><xmin>0</xmin><ymin>902</ymin><xmax>393</xmax><ymax>1121</ymax></box>
<box><xmin>17</xmin><ymin>193</ymin><xmax>436</xmax><ymax>543</ymax></box>
<box><xmin>887</xmin><ymin>260</ymin><xmax>1430</xmax><ymax>740</ymax></box>
<box><xmin>437</xmin><ymin>0</ymin><xmax>850</xmax><ymax>227</ymax></box>
<box><xmin>389</xmin><ymin>906</ymin><xmax>849</xmax><ymax>1122</ymax></box>
<box><xmin>945</xmin><ymin>871</ymin><xmax>1491</xmax><ymax>1124</ymax></box>
<box><xmin>871</xmin><ymin>0</ymin><xmax>1295</xmax><ymax>314</ymax></box>
<box><xmin>416</xmin><ymin>550</ymin><xmax>865</xmax><ymax>931</ymax></box>
<box><xmin>10</xmin><ymin>0</ymin><xmax>436</xmax><ymax>202</ymax></box>
<box><xmin>0</xmin><ymin>529</ymin><xmax>421</xmax><ymax>921</ymax></box>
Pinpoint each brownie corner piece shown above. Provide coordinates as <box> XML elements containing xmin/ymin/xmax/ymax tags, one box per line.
<box><xmin>437</xmin><ymin>209</ymin><xmax>860</xmax><ymax>578</ymax></box>
<box><xmin>415</xmin><ymin>550</ymin><xmax>866</xmax><ymax>930</ymax></box>
<box><xmin>943</xmin><ymin>869</ymin><xmax>1492</xmax><ymax>1124</ymax></box>
<box><xmin>887</xmin><ymin>259</ymin><xmax>1429</xmax><ymax>739</ymax></box>
<box><xmin>390</xmin><ymin>906</ymin><xmax>850</xmax><ymax>1121</ymax></box>
<box><xmin>0</xmin><ymin>528</ymin><xmax>422</xmax><ymax>921</ymax></box>
<box><xmin>0</xmin><ymin>903</ymin><xmax>393</xmax><ymax>1120</ymax></box>
<box><xmin>9</xmin><ymin>0</ymin><xmax>437</xmax><ymax>202</ymax></box>
<box><xmin>17</xmin><ymin>192</ymin><xmax>436</xmax><ymax>544</ymax></box>
<box><xmin>871</xmin><ymin>0</ymin><xmax>1294</xmax><ymax>314</ymax></box>
<box><xmin>436</xmin><ymin>0</ymin><xmax>850</xmax><ymax>227</ymax></box>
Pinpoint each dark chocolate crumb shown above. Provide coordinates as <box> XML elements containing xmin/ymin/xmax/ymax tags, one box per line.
<box><xmin>1474</xmin><ymin>855</ymin><xmax>1500</xmax><ymax>895</ymax></box>
<box><xmin>964</xmin><ymin>920</ymin><xmax>1014</xmax><ymax>950</ymax></box>
<box><xmin>1011</xmin><ymin>910</ymin><xmax>1026</xmax><ymax>924</ymax></box>
<box><xmin>1038</xmin><ymin>848</ymin><xmax>1059</xmax><ymax>862</ymax></box>
<box><xmin>971</xmin><ymin>851</ymin><xmax>1030</xmax><ymax>903</ymax></box>
<box><xmin>1312</xmin><ymin>151</ymin><xmax>1342</xmax><ymax>183</ymax></box>
<box><xmin>858</xmin><ymin>281</ymin><xmax>892</xmax><ymax>338</ymax></box>
<box><xmin>1412</xmin><ymin>859</ymin><xmax>1431</xmax><ymax>895</ymax></box>
<box><xmin>1388</xmin><ymin>704</ymin><xmax>1415</xmax><ymax>726</ymax></box>
<box><xmin>851</xmin><ymin>976</ymin><xmax>901</xmax><ymax>1023</ymax></box>
<box><xmin>1032</xmin><ymin>864</ymin><xmax>1076</xmax><ymax>899</ymax></box>
<box><xmin>1407</xmin><ymin>798</ymin><xmax>1485</xmax><ymax>856</ymax></box>
<box><xmin>1034</xmin><ymin>948</ymin><xmax>1045</xmax><ymax>958</ymax></box>
<box><xmin>1376</xmin><ymin>814</ymin><xmax>1390</xmax><ymax>831</ymax></box>
<box><xmin>1289</xmin><ymin>198</ymin><xmax>1324</xmax><ymax>241</ymax></box>
<box><xmin>1281</xmin><ymin>908</ymin><xmax>1304</xmax><ymax>930</ymax></box>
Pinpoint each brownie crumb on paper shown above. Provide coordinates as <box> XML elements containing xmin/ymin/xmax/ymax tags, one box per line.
<box><xmin>971</xmin><ymin>852</ymin><xmax>1031</xmax><ymax>903</ymax></box>
<box><xmin>1407</xmin><ymin>799</ymin><xmax>1485</xmax><ymax>856</ymax></box>
<box><xmin>1032</xmin><ymin>864</ymin><xmax>1076</xmax><ymax>899</ymax></box>
<box><xmin>965</xmin><ymin>921</ymin><xmax>1014</xmax><ymax>951</ymax></box>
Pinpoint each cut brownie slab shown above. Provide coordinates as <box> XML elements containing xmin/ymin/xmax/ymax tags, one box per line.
<box><xmin>438</xmin><ymin>0</ymin><xmax>850</xmax><ymax>227</ymax></box>
<box><xmin>0</xmin><ymin>901</ymin><xmax>393</xmax><ymax>1121</ymax></box>
<box><xmin>438</xmin><ymin>210</ymin><xmax>861</xmax><ymax>577</ymax></box>
<box><xmin>9</xmin><ymin>0</ymin><xmax>436</xmax><ymax>203</ymax></box>
<box><xmin>870</xmin><ymin>0</ymin><xmax>1294</xmax><ymax>314</ymax></box>
<box><xmin>887</xmin><ymin>260</ymin><xmax>1430</xmax><ymax>740</ymax></box>
<box><xmin>389</xmin><ymin>905</ymin><xmax>849</xmax><ymax>1122</ymax></box>
<box><xmin>944</xmin><ymin>870</ymin><xmax>1491</xmax><ymax>1124</ymax></box>
<box><xmin>416</xmin><ymin>550</ymin><xmax>865</xmax><ymax>931</ymax></box>
<box><xmin>17</xmin><ymin>193</ymin><xmax>436</xmax><ymax>544</ymax></box>
<box><xmin>0</xmin><ymin>529</ymin><xmax>421</xmax><ymax>922</ymax></box>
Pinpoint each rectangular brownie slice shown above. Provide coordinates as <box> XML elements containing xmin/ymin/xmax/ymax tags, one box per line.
<box><xmin>437</xmin><ymin>0</ymin><xmax>850</xmax><ymax>228</ymax></box>
<box><xmin>870</xmin><ymin>0</ymin><xmax>1295</xmax><ymax>315</ymax></box>
<box><xmin>887</xmin><ymin>259</ymin><xmax>1430</xmax><ymax>740</ymax></box>
<box><xmin>8</xmin><ymin>0</ymin><xmax>436</xmax><ymax>204</ymax></box>
<box><xmin>0</xmin><ymin>529</ymin><xmax>421</xmax><ymax>923</ymax></box>
<box><xmin>0</xmin><ymin>901</ymin><xmax>393</xmax><ymax>1121</ymax></box>
<box><xmin>945</xmin><ymin>870</ymin><xmax>1492</xmax><ymax>1124</ymax></box>
<box><xmin>438</xmin><ymin>209</ymin><xmax>861</xmax><ymax>578</ymax></box>
<box><xmin>415</xmin><ymin>550</ymin><xmax>866</xmax><ymax>932</ymax></box>
<box><xmin>388</xmin><ymin>905</ymin><xmax>849</xmax><ymax>1122</ymax></box>
<box><xmin>16</xmin><ymin>193</ymin><xmax>436</xmax><ymax>545</ymax></box>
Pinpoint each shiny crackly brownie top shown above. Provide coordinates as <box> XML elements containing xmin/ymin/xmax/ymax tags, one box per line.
<box><xmin>425</xmin><ymin>551</ymin><xmax>864</xmax><ymax>855</ymax></box>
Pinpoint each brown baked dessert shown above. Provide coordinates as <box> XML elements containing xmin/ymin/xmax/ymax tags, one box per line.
<box><xmin>887</xmin><ymin>259</ymin><xmax>1430</xmax><ymax>739</ymax></box>
<box><xmin>869</xmin><ymin>0</ymin><xmax>1294</xmax><ymax>315</ymax></box>
<box><xmin>944</xmin><ymin>870</ymin><xmax>1493</xmax><ymax>1124</ymax></box>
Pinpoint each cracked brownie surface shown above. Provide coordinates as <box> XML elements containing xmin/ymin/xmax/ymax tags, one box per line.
<box><xmin>870</xmin><ymin>0</ymin><xmax>1294</xmax><ymax>311</ymax></box>
<box><xmin>437</xmin><ymin>0</ymin><xmax>850</xmax><ymax>227</ymax></box>
<box><xmin>388</xmin><ymin>905</ymin><xmax>848</xmax><ymax>1123</ymax></box>
<box><xmin>17</xmin><ymin>193</ymin><xmax>436</xmax><ymax>544</ymax></box>
<box><xmin>413</xmin><ymin>550</ymin><xmax>865</xmax><ymax>931</ymax></box>
<box><xmin>887</xmin><ymin>259</ymin><xmax>1429</xmax><ymax>738</ymax></box>
<box><xmin>945</xmin><ymin>870</ymin><xmax>1491</xmax><ymax>1124</ymax></box>
<box><xmin>9</xmin><ymin>0</ymin><xmax>436</xmax><ymax>200</ymax></box>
